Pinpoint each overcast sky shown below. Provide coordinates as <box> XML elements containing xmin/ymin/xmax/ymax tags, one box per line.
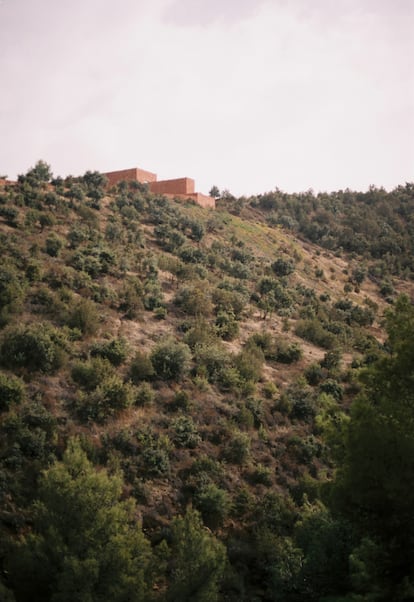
<box><xmin>0</xmin><ymin>0</ymin><xmax>413</xmax><ymax>196</ymax></box>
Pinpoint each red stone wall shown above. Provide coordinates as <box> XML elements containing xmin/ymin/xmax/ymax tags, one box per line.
<box><xmin>149</xmin><ymin>177</ymin><xmax>195</xmax><ymax>195</ymax></box>
<box><xmin>161</xmin><ymin>192</ymin><xmax>216</xmax><ymax>209</ymax></box>
<box><xmin>192</xmin><ymin>193</ymin><xmax>216</xmax><ymax>209</ymax></box>
<box><xmin>0</xmin><ymin>178</ymin><xmax>16</xmax><ymax>187</ymax></box>
<box><xmin>102</xmin><ymin>166</ymin><xmax>215</xmax><ymax>208</ymax></box>
<box><xmin>104</xmin><ymin>167</ymin><xmax>157</xmax><ymax>187</ymax></box>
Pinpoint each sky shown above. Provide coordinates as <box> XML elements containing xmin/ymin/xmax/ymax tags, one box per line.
<box><xmin>0</xmin><ymin>0</ymin><xmax>413</xmax><ymax>196</ymax></box>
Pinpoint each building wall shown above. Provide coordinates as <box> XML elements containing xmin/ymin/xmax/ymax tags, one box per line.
<box><xmin>161</xmin><ymin>192</ymin><xmax>216</xmax><ymax>209</ymax></box>
<box><xmin>0</xmin><ymin>179</ymin><xmax>15</xmax><ymax>187</ymax></box>
<box><xmin>149</xmin><ymin>177</ymin><xmax>195</xmax><ymax>195</ymax></box>
<box><xmin>102</xmin><ymin>166</ymin><xmax>215</xmax><ymax>208</ymax></box>
<box><xmin>104</xmin><ymin>167</ymin><xmax>157</xmax><ymax>187</ymax></box>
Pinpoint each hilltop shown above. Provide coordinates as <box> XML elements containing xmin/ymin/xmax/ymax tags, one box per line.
<box><xmin>0</xmin><ymin>161</ymin><xmax>413</xmax><ymax>601</ymax></box>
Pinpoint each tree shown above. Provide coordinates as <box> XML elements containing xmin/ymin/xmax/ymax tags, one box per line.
<box><xmin>6</xmin><ymin>438</ymin><xmax>152</xmax><ymax>602</ymax></box>
<box><xmin>167</xmin><ymin>507</ymin><xmax>227</xmax><ymax>602</ymax></box>
<box><xmin>330</xmin><ymin>295</ymin><xmax>414</xmax><ymax>598</ymax></box>
<box><xmin>209</xmin><ymin>186</ymin><xmax>220</xmax><ymax>199</ymax></box>
<box><xmin>19</xmin><ymin>160</ymin><xmax>53</xmax><ymax>185</ymax></box>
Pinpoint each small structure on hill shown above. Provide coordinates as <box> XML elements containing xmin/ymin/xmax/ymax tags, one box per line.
<box><xmin>103</xmin><ymin>166</ymin><xmax>215</xmax><ymax>209</ymax></box>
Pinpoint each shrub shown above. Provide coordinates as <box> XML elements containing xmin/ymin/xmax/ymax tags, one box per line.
<box><xmin>0</xmin><ymin>206</ymin><xmax>19</xmax><ymax>227</ymax></box>
<box><xmin>263</xmin><ymin>381</ymin><xmax>278</xmax><ymax>399</ymax></box>
<box><xmin>217</xmin><ymin>366</ymin><xmax>242</xmax><ymax>391</ymax></box>
<box><xmin>0</xmin><ymin>372</ymin><xmax>25</xmax><ymax>411</ymax></box>
<box><xmin>320</xmin><ymin>348</ymin><xmax>342</xmax><ymax>371</ymax></box>
<box><xmin>0</xmin><ymin>267</ymin><xmax>24</xmax><ymax>324</ymax></box>
<box><xmin>174</xmin><ymin>284</ymin><xmax>212</xmax><ymax>317</ymax></box>
<box><xmin>135</xmin><ymin>382</ymin><xmax>155</xmax><ymax>406</ymax></box>
<box><xmin>45</xmin><ymin>234</ymin><xmax>64</xmax><ymax>257</ymax></box>
<box><xmin>212</xmin><ymin>287</ymin><xmax>247</xmax><ymax>318</ymax></box>
<box><xmin>77</xmin><ymin>376</ymin><xmax>135</xmax><ymax>423</ymax></box>
<box><xmin>143</xmin><ymin>280</ymin><xmax>164</xmax><ymax>311</ymax></box>
<box><xmin>305</xmin><ymin>363</ymin><xmax>324</xmax><ymax>386</ymax></box>
<box><xmin>150</xmin><ymin>339</ymin><xmax>191</xmax><ymax>381</ymax></box>
<box><xmin>249</xmin><ymin>463</ymin><xmax>273</xmax><ymax>486</ymax></box>
<box><xmin>171</xmin><ymin>415</ymin><xmax>201</xmax><ymax>449</ymax></box>
<box><xmin>215</xmin><ymin>310</ymin><xmax>239</xmax><ymax>340</ymax></box>
<box><xmin>319</xmin><ymin>379</ymin><xmax>344</xmax><ymax>401</ymax></box>
<box><xmin>274</xmin><ymin>340</ymin><xmax>303</xmax><ymax>364</ymax></box>
<box><xmin>295</xmin><ymin>319</ymin><xmax>336</xmax><ymax>349</ymax></box>
<box><xmin>224</xmin><ymin>431</ymin><xmax>251</xmax><ymax>464</ymax></box>
<box><xmin>0</xmin><ymin>323</ymin><xmax>66</xmax><ymax>373</ymax></box>
<box><xmin>235</xmin><ymin>345</ymin><xmax>264</xmax><ymax>382</ymax></box>
<box><xmin>272</xmin><ymin>257</ymin><xmax>295</xmax><ymax>277</ymax></box>
<box><xmin>136</xmin><ymin>432</ymin><xmax>171</xmax><ymax>477</ymax></box>
<box><xmin>171</xmin><ymin>389</ymin><xmax>190</xmax><ymax>411</ymax></box>
<box><xmin>289</xmin><ymin>395</ymin><xmax>316</xmax><ymax>422</ymax></box>
<box><xmin>193</xmin><ymin>483</ymin><xmax>229</xmax><ymax>529</ymax></box>
<box><xmin>67</xmin><ymin>299</ymin><xmax>99</xmax><ymax>336</ymax></box>
<box><xmin>128</xmin><ymin>351</ymin><xmax>154</xmax><ymax>383</ymax></box>
<box><xmin>71</xmin><ymin>357</ymin><xmax>114</xmax><ymax>391</ymax></box>
<box><xmin>118</xmin><ymin>279</ymin><xmax>144</xmax><ymax>319</ymax></box>
<box><xmin>91</xmin><ymin>337</ymin><xmax>128</xmax><ymax>366</ymax></box>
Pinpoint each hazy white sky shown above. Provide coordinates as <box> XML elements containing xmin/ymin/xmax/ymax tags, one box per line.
<box><xmin>0</xmin><ymin>0</ymin><xmax>413</xmax><ymax>196</ymax></box>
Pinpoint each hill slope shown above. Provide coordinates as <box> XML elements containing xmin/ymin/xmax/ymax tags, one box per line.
<box><xmin>0</xmin><ymin>162</ymin><xmax>413</xmax><ymax>601</ymax></box>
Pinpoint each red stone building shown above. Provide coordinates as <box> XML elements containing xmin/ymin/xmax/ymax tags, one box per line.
<box><xmin>103</xmin><ymin>167</ymin><xmax>215</xmax><ymax>209</ymax></box>
<box><xmin>104</xmin><ymin>167</ymin><xmax>157</xmax><ymax>188</ymax></box>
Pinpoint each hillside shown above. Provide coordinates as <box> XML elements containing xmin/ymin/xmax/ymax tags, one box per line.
<box><xmin>0</xmin><ymin>162</ymin><xmax>413</xmax><ymax>601</ymax></box>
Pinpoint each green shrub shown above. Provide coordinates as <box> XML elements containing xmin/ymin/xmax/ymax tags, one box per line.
<box><xmin>263</xmin><ymin>381</ymin><xmax>278</xmax><ymax>399</ymax></box>
<box><xmin>274</xmin><ymin>340</ymin><xmax>303</xmax><ymax>364</ymax></box>
<box><xmin>0</xmin><ymin>323</ymin><xmax>66</xmax><ymax>373</ymax></box>
<box><xmin>45</xmin><ymin>234</ymin><xmax>64</xmax><ymax>257</ymax></box>
<box><xmin>174</xmin><ymin>284</ymin><xmax>212</xmax><ymax>317</ymax></box>
<box><xmin>171</xmin><ymin>389</ymin><xmax>190</xmax><ymax>411</ymax></box>
<box><xmin>289</xmin><ymin>395</ymin><xmax>316</xmax><ymax>422</ymax></box>
<box><xmin>217</xmin><ymin>366</ymin><xmax>242</xmax><ymax>392</ymax></box>
<box><xmin>91</xmin><ymin>337</ymin><xmax>128</xmax><ymax>366</ymax></box>
<box><xmin>67</xmin><ymin>299</ymin><xmax>99</xmax><ymax>336</ymax></box>
<box><xmin>153</xmin><ymin>306</ymin><xmax>167</xmax><ymax>320</ymax></box>
<box><xmin>193</xmin><ymin>483</ymin><xmax>229</xmax><ymax>529</ymax></box>
<box><xmin>118</xmin><ymin>279</ymin><xmax>144</xmax><ymax>319</ymax></box>
<box><xmin>71</xmin><ymin>357</ymin><xmax>114</xmax><ymax>391</ymax></box>
<box><xmin>136</xmin><ymin>432</ymin><xmax>171</xmax><ymax>477</ymax></box>
<box><xmin>0</xmin><ymin>266</ymin><xmax>24</xmax><ymax>321</ymax></box>
<box><xmin>235</xmin><ymin>345</ymin><xmax>264</xmax><ymax>382</ymax></box>
<box><xmin>212</xmin><ymin>287</ymin><xmax>247</xmax><ymax>318</ymax></box>
<box><xmin>295</xmin><ymin>319</ymin><xmax>336</xmax><ymax>349</ymax></box>
<box><xmin>272</xmin><ymin>257</ymin><xmax>295</xmax><ymax>276</ymax></box>
<box><xmin>250</xmin><ymin>463</ymin><xmax>273</xmax><ymax>486</ymax></box>
<box><xmin>224</xmin><ymin>431</ymin><xmax>251</xmax><ymax>464</ymax></box>
<box><xmin>171</xmin><ymin>415</ymin><xmax>201</xmax><ymax>449</ymax></box>
<box><xmin>135</xmin><ymin>382</ymin><xmax>154</xmax><ymax>406</ymax></box>
<box><xmin>215</xmin><ymin>310</ymin><xmax>239</xmax><ymax>340</ymax></box>
<box><xmin>319</xmin><ymin>379</ymin><xmax>344</xmax><ymax>401</ymax></box>
<box><xmin>128</xmin><ymin>351</ymin><xmax>154</xmax><ymax>383</ymax></box>
<box><xmin>0</xmin><ymin>372</ymin><xmax>25</xmax><ymax>411</ymax></box>
<box><xmin>305</xmin><ymin>363</ymin><xmax>324</xmax><ymax>386</ymax></box>
<box><xmin>77</xmin><ymin>376</ymin><xmax>135</xmax><ymax>423</ymax></box>
<box><xmin>150</xmin><ymin>339</ymin><xmax>191</xmax><ymax>381</ymax></box>
<box><xmin>143</xmin><ymin>280</ymin><xmax>164</xmax><ymax>311</ymax></box>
